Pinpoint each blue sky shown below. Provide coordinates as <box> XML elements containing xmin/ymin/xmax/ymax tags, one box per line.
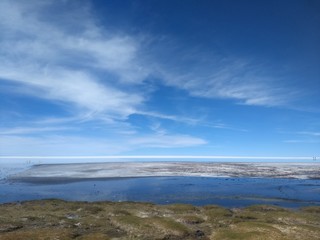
<box><xmin>0</xmin><ymin>0</ymin><xmax>319</xmax><ymax>157</ymax></box>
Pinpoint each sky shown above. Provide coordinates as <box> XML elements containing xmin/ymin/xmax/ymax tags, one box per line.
<box><xmin>0</xmin><ymin>0</ymin><xmax>319</xmax><ymax>157</ymax></box>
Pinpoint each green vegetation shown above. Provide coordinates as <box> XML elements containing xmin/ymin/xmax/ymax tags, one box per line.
<box><xmin>0</xmin><ymin>200</ymin><xmax>319</xmax><ymax>239</ymax></box>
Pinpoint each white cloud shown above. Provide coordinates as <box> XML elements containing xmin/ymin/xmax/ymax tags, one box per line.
<box><xmin>159</xmin><ymin>59</ymin><xmax>293</xmax><ymax>107</ymax></box>
<box><xmin>281</xmin><ymin>130</ymin><xmax>320</xmax><ymax>144</ymax></box>
<box><xmin>0</xmin><ymin>0</ymin><xmax>297</xmax><ymax>122</ymax></box>
<box><xmin>0</xmin><ymin>0</ymin><xmax>296</xmax><ymax>127</ymax></box>
<box><xmin>283</xmin><ymin>140</ymin><xmax>319</xmax><ymax>144</ymax></box>
<box><xmin>0</xmin><ymin>126</ymin><xmax>72</xmax><ymax>135</ymax></box>
<box><xmin>137</xmin><ymin>111</ymin><xmax>202</xmax><ymax>125</ymax></box>
<box><xmin>298</xmin><ymin>131</ymin><xmax>320</xmax><ymax>137</ymax></box>
<box><xmin>280</xmin><ymin>130</ymin><xmax>320</xmax><ymax>138</ymax></box>
<box><xmin>130</xmin><ymin>134</ymin><xmax>206</xmax><ymax>148</ymax></box>
<box><xmin>0</xmin><ymin>135</ymin><xmax>127</xmax><ymax>156</ymax></box>
<box><xmin>1</xmin><ymin>65</ymin><xmax>143</xmax><ymax>117</ymax></box>
<box><xmin>0</xmin><ymin>0</ymin><xmax>147</xmax><ymax>120</ymax></box>
<box><xmin>0</xmin><ymin>134</ymin><xmax>206</xmax><ymax>156</ymax></box>
<box><xmin>0</xmin><ymin>0</ymin><xmax>302</xmax><ymax>156</ymax></box>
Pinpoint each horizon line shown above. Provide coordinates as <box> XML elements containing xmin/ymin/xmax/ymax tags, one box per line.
<box><xmin>0</xmin><ymin>155</ymin><xmax>316</xmax><ymax>160</ymax></box>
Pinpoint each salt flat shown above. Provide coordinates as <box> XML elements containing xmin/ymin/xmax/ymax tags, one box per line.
<box><xmin>9</xmin><ymin>162</ymin><xmax>320</xmax><ymax>182</ymax></box>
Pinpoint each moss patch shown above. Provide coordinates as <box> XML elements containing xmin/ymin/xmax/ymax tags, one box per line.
<box><xmin>0</xmin><ymin>200</ymin><xmax>319</xmax><ymax>240</ymax></box>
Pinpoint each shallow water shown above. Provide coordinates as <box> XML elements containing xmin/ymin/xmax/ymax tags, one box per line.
<box><xmin>1</xmin><ymin>176</ymin><xmax>319</xmax><ymax>208</ymax></box>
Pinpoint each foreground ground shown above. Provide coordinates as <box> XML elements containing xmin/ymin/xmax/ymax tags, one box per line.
<box><xmin>0</xmin><ymin>200</ymin><xmax>319</xmax><ymax>240</ymax></box>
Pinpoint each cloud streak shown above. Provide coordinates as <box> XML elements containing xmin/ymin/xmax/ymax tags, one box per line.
<box><xmin>0</xmin><ymin>0</ymin><xmax>147</xmax><ymax>120</ymax></box>
<box><xmin>0</xmin><ymin>133</ymin><xmax>206</xmax><ymax>156</ymax></box>
<box><xmin>1</xmin><ymin>0</ymin><xmax>314</xmax><ymax>157</ymax></box>
<box><xmin>0</xmin><ymin>126</ymin><xmax>72</xmax><ymax>135</ymax></box>
<box><xmin>298</xmin><ymin>131</ymin><xmax>320</xmax><ymax>137</ymax></box>
<box><xmin>0</xmin><ymin>0</ymin><xmax>297</xmax><ymax>123</ymax></box>
<box><xmin>158</xmin><ymin>58</ymin><xmax>295</xmax><ymax>107</ymax></box>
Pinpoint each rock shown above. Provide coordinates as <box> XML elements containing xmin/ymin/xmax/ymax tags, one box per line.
<box><xmin>194</xmin><ymin>230</ymin><xmax>205</xmax><ymax>237</ymax></box>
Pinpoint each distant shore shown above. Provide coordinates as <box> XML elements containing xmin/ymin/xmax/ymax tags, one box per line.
<box><xmin>9</xmin><ymin>162</ymin><xmax>320</xmax><ymax>182</ymax></box>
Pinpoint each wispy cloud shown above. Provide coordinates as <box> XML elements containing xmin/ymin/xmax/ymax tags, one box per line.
<box><xmin>137</xmin><ymin>111</ymin><xmax>203</xmax><ymax>126</ymax></box>
<box><xmin>0</xmin><ymin>135</ymin><xmax>126</xmax><ymax>156</ymax></box>
<box><xmin>0</xmin><ymin>0</ymin><xmax>147</xmax><ymax>120</ymax></box>
<box><xmin>0</xmin><ymin>0</ymin><xmax>300</xmax><ymax>123</ymax></box>
<box><xmin>128</xmin><ymin>134</ymin><xmax>206</xmax><ymax>148</ymax></box>
<box><xmin>0</xmin><ymin>0</ymin><xmax>299</xmax><ymax>126</ymax></box>
<box><xmin>158</xmin><ymin>59</ymin><xmax>296</xmax><ymax>107</ymax></box>
<box><xmin>0</xmin><ymin>133</ymin><xmax>206</xmax><ymax>156</ymax></box>
<box><xmin>137</xmin><ymin>111</ymin><xmax>246</xmax><ymax>131</ymax></box>
<box><xmin>1</xmin><ymin>155</ymin><xmax>311</xmax><ymax>160</ymax></box>
<box><xmin>0</xmin><ymin>127</ymin><xmax>73</xmax><ymax>135</ymax></box>
<box><xmin>281</xmin><ymin>130</ymin><xmax>320</xmax><ymax>144</ymax></box>
<box><xmin>297</xmin><ymin>131</ymin><xmax>320</xmax><ymax>137</ymax></box>
<box><xmin>283</xmin><ymin>139</ymin><xmax>319</xmax><ymax>144</ymax></box>
<box><xmin>1</xmin><ymin>0</ymin><xmax>313</xmax><ymax>157</ymax></box>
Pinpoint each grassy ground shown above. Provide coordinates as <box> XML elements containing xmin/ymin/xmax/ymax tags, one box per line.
<box><xmin>0</xmin><ymin>199</ymin><xmax>319</xmax><ymax>239</ymax></box>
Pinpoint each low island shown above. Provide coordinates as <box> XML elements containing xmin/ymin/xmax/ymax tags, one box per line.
<box><xmin>9</xmin><ymin>162</ymin><xmax>320</xmax><ymax>182</ymax></box>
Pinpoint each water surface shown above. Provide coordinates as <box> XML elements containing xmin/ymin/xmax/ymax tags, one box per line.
<box><xmin>1</xmin><ymin>176</ymin><xmax>319</xmax><ymax>208</ymax></box>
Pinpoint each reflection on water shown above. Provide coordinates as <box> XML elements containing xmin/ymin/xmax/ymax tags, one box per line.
<box><xmin>1</xmin><ymin>177</ymin><xmax>319</xmax><ymax>208</ymax></box>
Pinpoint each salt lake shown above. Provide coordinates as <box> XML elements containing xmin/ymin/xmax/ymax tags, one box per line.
<box><xmin>1</xmin><ymin>176</ymin><xmax>319</xmax><ymax>208</ymax></box>
<box><xmin>1</xmin><ymin>160</ymin><xmax>319</xmax><ymax>208</ymax></box>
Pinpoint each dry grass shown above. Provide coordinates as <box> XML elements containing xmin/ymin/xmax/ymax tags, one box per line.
<box><xmin>0</xmin><ymin>199</ymin><xmax>319</xmax><ymax>240</ymax></box>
